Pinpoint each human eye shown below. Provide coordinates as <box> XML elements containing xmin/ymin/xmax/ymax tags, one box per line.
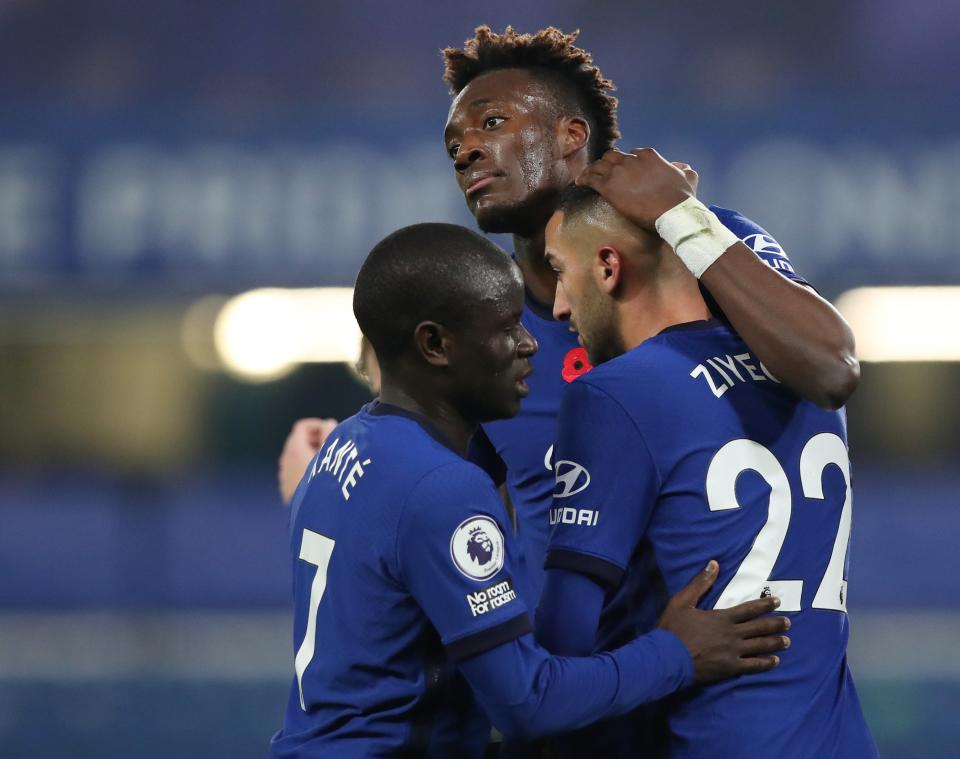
<box><xmin>505</xmin><ymin>314</ymin><xmax>524</xmax><ymax>334</ymax></box>
<box><xmin>483</xmin><ymin>116</ymin><xmax>506</xmax><ymax>129</ymax></box>
<box><xmin>447</xmin><ymin>143</ymin><xmax>460</xmax><ymax>160</ymax></box>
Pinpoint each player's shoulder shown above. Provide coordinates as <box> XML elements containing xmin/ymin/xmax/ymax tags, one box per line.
<box><xmin>563</xmin><ymin>347</ymin><xmax>663</xmax><ymax>424</ymax></box>
<box><xmin>589</xmin><ymin>321</ymin><xmax>733</xmax><ymax>385</ymax></box>
<box><xmin>710</xmin><ymin>204</ymin><xmax>770</xmax><ymax>242</ymax></box>
<box><xmin>570</xmin><ymin>322</ymin><xmax>747</xmax><ymax>415</ymax></box>
<box><xmin>329</xmin><ymin>402</ymin><xmax>484</xmax><ymax>498</ymax></box>
<box><xmin>709</xmin><ymin>204</ymin><xmax>794</xmax><ymax>264</ymax></box>
<box><xmin>643</xmin><ymin>320</ymin><xmax>759</xmax><ymax>379</ymax></box>
<box><xmin>397</xmin><ymin>458</ymin><xmax>505</xmax><ymax>548</ymax></box>
<box><xmin>358</xmin><ymin>402</ymin><xmax>459</xmax><ymax>457</ymax></box>
<box><xmin>409</xmin><ymin>457</ymin><xmax>497</xmax><ymax>503</ymax></box>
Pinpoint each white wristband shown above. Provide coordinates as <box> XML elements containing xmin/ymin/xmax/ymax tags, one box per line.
<box><xmin>654</xmin><ymin>197</ymin><xmax>739</xmax><ymax>278</ymax></box>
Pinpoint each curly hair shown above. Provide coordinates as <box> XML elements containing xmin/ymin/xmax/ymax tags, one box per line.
<box><xmin>442</xmin><ymin>26</ymin><xmax>619</xmax><ymax>160</ymax></box>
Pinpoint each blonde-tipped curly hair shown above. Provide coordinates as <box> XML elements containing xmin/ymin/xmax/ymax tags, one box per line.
<box><xmin>442</xmin><ymin>25</ymin><xmax>620</xmax><ymax>160</ymax></box>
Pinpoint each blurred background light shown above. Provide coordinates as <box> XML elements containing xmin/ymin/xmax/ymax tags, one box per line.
<box><xmin>180</xmin><ymin>294</ymin><xmax>228</xmax><ymax>372</ymax></box>
<box><xmin>212</xmin><ymin>287</ymin><xmax>361</xmax><ymax>381</ymax></box>
<box><xmin>836</xmin><ymin>287</ymin><xmax>960</xmax><ymax>362</ymax></box>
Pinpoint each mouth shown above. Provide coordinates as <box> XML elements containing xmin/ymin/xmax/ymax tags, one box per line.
<box><xmin>465</xmin><ymin>173</ymin><xmax>501</xmax><ymax>198</ymax></box>
<box><xmin>515</xmin><ymin>365</ymin><xmax>533</xmax><ymax>396</ymax></box>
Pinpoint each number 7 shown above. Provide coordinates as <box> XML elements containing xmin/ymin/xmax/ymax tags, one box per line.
<box><xmin>295</xmin><ymin>529</ymin><xmax>336</xmax><ymax>711</ymax></box>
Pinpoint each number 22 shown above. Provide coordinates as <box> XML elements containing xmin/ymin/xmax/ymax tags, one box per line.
<box><xmin>706</xmin><ymin>433</ymin><xmax>851</xmax><ymax>613</ymax></box>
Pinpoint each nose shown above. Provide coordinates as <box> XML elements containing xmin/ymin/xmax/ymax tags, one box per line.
<box><xmin>517</xmin><ymin>323</ymin><xmax>538</xmax><ymax>358</ymax></box>
<box><xmin>454</xmin><ymin>131</ymin><xmax>487</xmax><ymax>173</ymax></box>
<box><xmin>552</xmin><ymin>282</ymin><xmax>571</xmax><ymax>322</ymax></box>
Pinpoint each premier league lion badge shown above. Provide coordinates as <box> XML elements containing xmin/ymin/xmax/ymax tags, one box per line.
<box><xmin>449</xmin><ymin>516</ymin><xmax>505</xmax><ymax>581</ymax></box>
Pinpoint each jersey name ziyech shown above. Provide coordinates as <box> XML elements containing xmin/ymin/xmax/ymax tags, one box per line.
<box><xmin>545</xmin><ymin>320</ymin><xmax>877</xmax><ymax>758</ymax></box>
<box><xmin>271</xmin><ymin>402</ymin><xmax>530</xmax><ymax>758</ymax></box>
<box><xmin>472</xmin><ymin>206</ymin><xmax>807</xmax><ymax>602</ymax></box>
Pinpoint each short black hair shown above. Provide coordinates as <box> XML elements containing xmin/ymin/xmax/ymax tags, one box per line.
<box><xmin>442</xmin><ymin>26</ymin><xmax>619</xmax><ymax>160</ymax></box>
<box><xmin>354</xmin><ymin>223</ymin><xmax>517</xmax><ymax>364</ymax></box>
<box><xmin>555</xmin><ymin>183</ymin><xmax>609</xmax><ymax>222</ymax></box>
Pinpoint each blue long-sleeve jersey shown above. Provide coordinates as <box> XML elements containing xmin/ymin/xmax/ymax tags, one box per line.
<box><xmin>540</xmin><ymin>321</ymin><xmax>878</xmax><ymax>759</ymax></box>
<box><xmin>270</xmin><ymin>401</ymin><xmax>693</xmax><ymax>757</ymax></box>
<box><xmin>472</xmin><ymin>206</ymin><xmax>809</xmax><ymax>605</ymax></box>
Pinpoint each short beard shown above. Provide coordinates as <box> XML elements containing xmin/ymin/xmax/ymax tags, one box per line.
<box><xmin>474</xmin><ymin>189</ymin><xmax>558</xmax><ymax>237</ymax></box>
<box><xmin>581</xmin><ymin>308</ymin><xmax>627</xmax><ymax>367</ymax></box>
<box><xmin>475</xmin><ymin>201</ymin><xmax>532</xmax><ymax>235</ymax></box>
<box><xmin>584</xmin><ymin>332</ymin><xmax>626</xmax><ymax>367</ymax></box>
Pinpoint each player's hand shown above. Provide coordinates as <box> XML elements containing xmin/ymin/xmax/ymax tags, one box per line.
<box><xmin>575</xmin><ymin>148</ymin><xmax>698</xmax><ymax>231</ymax></box>
<box><xmin>278</xmin><ymin>417</ymin><xmax>338</xmax><ymax>505</ymax></box>
<box><xmin>657</xmin><ymin>560</ymin><xmax>791</xmax><ymax>684</ymax></box>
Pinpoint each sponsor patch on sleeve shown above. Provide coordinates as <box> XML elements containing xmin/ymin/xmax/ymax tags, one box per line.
<box><xmin>742</xmin><ymin>233</ymin><xmax>787</xmax><ymax>258</ymax></box>
<box><xmin>450</xmin><ymin>516</ymin><xmax>505</xmax><ymax>581</ymax></box>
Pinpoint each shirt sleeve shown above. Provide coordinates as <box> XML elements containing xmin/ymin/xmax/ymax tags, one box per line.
<box><xmin>710</xmin><ymin>204</ymin><xmax>810</xmax><ymax>287</ymax></box>
<box><xmin>544</xmin><ymin>379</ymin><xmax>659</xmax><ymax>590</ymax></box>
<box><xmin>458</xmin><ymin>629</ymin><xmax>693</xmax><ymax>742</ymax></box>
<box><xmin>535</xmin><ymin>568</ymin><xmax>607</xmax><ymax>656</ymax></box>
<box><xmin>396</xmin><ymin>461</ymin><xmax>530</xmax><ymax>662</ymax></box>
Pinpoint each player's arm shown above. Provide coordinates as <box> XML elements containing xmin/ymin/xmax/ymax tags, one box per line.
<box><xmin>536</xmin><ymin>568</ymin><xmax>606</xmax><ymax>655</ymax></box>
<box><xmin>697</xmin><ymin>232</ymin><xmax>858</xmax><ymax>410</ymax></box>
<box><xmin>536</xmin><ymin>377</ymin><xmax>661</xmax><ymax>656</ymax></box>
<box><xmin>399</xmin><ymin>463</ymin><xmax>787</xmax><ymax>742</ymax></box>
<box><xmin>462</xmin><ymin>562</ymin><xmax>787</xmax><ymax>741</ymax></box>
<box><xmin>577</xmin><ymin>148</ymin><xmax>859</xmax><ymax>410</ymax></box>
<box><xmin>397</xmin><ymin>463</ymin><xmax>660</xmax><ymax>740</ymax></box>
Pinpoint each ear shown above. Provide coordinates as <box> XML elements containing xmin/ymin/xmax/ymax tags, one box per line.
<box><xmin>413</xmin><ymin>320</ymin><xmax>452</xmax><ymax>367</ymax></box>
<box><xmin>559</xmin><ymin>116</ymin><xmax>590</xmax><ymax>159</ymax></box>
<box><xmin>596</xmin><ymin>246</ymin><xmax>623</xmax><ymax>295</ymax></box>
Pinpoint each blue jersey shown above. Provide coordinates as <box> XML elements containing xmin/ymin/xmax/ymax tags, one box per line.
<box><xmin>271</xmin><ymin>402</ymin><xmax>531</xmax><ymax>758</ymax></box>
<box><xmin>472</xmin><ymin>207</ymin><xmax>807</xmax><ymax>604</ymax></box>
<box><xmin>545</xmin><ymin>321</ymin><xmax>877</xmax><ymax>758</ymax></box>
<box><xmin>473</xmin><ymin>293</ymin><xmax>584</xmax><ymax>598</ymax></box>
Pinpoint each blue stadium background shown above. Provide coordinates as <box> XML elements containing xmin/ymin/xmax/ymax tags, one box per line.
<box><xmin>1</xmin><ymin>1</ymin><xmax>958</xmax><ymax>756</ymax></box>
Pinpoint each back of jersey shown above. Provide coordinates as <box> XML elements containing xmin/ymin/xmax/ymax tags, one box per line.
<box><xmin>272</xmin><ymin>403</ymin><xmax>526</xmax><ymax>758</ymax></box>
<box><xmin>547</xmin><ymin>321</ymin><xmax>877</xmax><ymax>759</ymax></box>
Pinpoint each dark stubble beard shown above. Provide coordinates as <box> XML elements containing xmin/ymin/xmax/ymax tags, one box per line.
<box><xmin>474</xmin><ymin>187</ymin><xmax>559</xmax><ymax>237</ymax></box>
<box><xmin>581</xmin><ymin>296</ymin><xmax>628</xmax><ymax>367</ymax></box>
<box><xmin>475</xmin><ymin>200</ymin><xmax>533</xmax><ymax>235</ymax></box>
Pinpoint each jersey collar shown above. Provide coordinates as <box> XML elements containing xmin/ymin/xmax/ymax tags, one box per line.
<box><xmin>656</xmin><ymin>318</ymin><xmax>723</xmax><ymax>336</ymax></box>
<box><xmin>366</xmin><ymin>400</ymin><xmax>463</xmax><ymax>456</ymax></box>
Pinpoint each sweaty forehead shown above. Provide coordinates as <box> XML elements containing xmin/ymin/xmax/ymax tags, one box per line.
<box><xmin>546</xmin><ymin>208</ymin><xmax>615</xmax><ymax>265</ymax></box>
<box><xmin>467</xmin><ymin>261</ymin><xmax>524</xmax><ymax>313</ymax></box>
<box><xmin>445</xmin><ymin>68</ymin><xmax>555</xmax><ymax>132</ymax></box>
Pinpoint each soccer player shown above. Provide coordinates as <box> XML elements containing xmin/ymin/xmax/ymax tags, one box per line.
<box><xmin>281</xmin><ymin>26</ymin><xmax>859</xmax><ymax>599</ymax></box>
<box><xmin>281</xmin><ymin>27</ymin><xmax>859</xmax><ymax>581</ymax></box>
<box><xmin>270</xmin><ymin>223</ymin><xmax>790</xmax><ymax>758</ymax></box>
<box><xmin>439</xmin><ymin>27</ymin><xmax>858</xmax><ymax>600</ymax></box>
<box><xmin>536</xmin><ymin>180</ymin><xmax>877</xmax><ymax>757</ymax></box>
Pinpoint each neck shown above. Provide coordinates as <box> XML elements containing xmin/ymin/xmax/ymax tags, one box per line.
<box><xmin>512</xmin><ymin>229</ymin><xmax>557</xmax><ymax>307</ymax></box>
<box><xmin>618</xmin><ymin>272</ymin><xmax>711</xmax><ymax>352</ymax></box>
<box><xmin>378</xmin><ymin>373</ymin><xmax>476</xmax><ymax>456</ymax></box>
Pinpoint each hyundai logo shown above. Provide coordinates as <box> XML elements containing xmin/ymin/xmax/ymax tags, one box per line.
<box><xmin>553</xmin><ymin>460</ymin><xmax>591</xmax><ymax>498</ymax></box>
